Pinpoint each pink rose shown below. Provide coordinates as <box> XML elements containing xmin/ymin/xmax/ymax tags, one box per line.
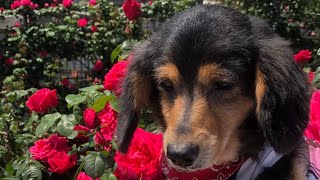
<box><xmin>62</xmin><ymin>0</ymin><xmax>72</xmax><ymax>8</ymax></box>
<box><xmin>88</xmin><ymin>0</ymin><xmax>97</xmax><ymax>6</ymax></box>
<box><xmin>78</xmin><ymin>18</ymin><xmax>88</xmax><ymax>27</ymax></box>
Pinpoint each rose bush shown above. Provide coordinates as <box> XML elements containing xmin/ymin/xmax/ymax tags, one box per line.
<box><xmin>0</xmin><ymin>0</ymin><xmax>196</xmax><ymax>176</ymax></box>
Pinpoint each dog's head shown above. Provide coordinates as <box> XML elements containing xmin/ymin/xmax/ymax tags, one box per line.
<box><xmin>116</xmin><ymin>5</ymin><xmax>311</xmax><ymax>171</ymax></box>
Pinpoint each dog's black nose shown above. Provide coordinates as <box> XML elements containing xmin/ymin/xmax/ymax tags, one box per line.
<box><xmin>167</xmin><ymin>144</ymin><xmax>199</xmax><ymax>167</ymax></box>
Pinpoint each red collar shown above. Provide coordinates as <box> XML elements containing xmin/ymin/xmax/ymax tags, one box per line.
<box><xmin>160</xmin><ymin>153</ymin><xmax>246</xmax><ymax>180</ymax></box>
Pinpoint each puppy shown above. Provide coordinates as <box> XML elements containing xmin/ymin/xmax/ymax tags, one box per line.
<box><xmin>116</xmin><ymin>5</ymin><xmax>311</xmax><ymax>180</ymax></box>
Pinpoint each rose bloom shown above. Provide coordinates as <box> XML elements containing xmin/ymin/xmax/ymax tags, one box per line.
<box><xmin>61</xmin><ymin>78</ymin><xmax>70</xmax><ymax>87</ymax></box>
<box><xmin>29</xmin><ymin>134</ymin><xmax>71</xmax><ymax>161</ymax></box>
<box><xmin>294</xmin><ymin>49</ymin><xmax>312</xmax><ymax>63</ymax></box>
<box><xmin>20</xmin><ymin>0</ymin><xmax>31</xmax><ymax>6</ymax></box>
<box><xmin>39</xmin><ymin>50</ymin><xmax>48</xmax><ymax>58</ymax></box>
<box><xmin>91</xmin><ymin>25</ymin><xmax>98</xmax><ymax>32</ymax></box>
<box><xmin>11</xmin><ymin>1</ymin><xmax>20</xmax><ymax>9</ymax></box>
<box><xmin>305</xmin><ymin>90</ymin><xmax>320</xmax><ymax>142</ymax></box>
<box><xmin>114</xmin><ymin>128</ymin><xmax>164</xmax><ymax>180</ymax></box>
<box><xmin>78</xmin><ymin>18</ymin><xmax>88</xmax><ymax>27</ymax></box>
<box><xmin>62</xmin><ymin>0</ymin><xmax>72</xmax><ymax>8</ymax></box>
<box><xmin>83</xmin><ymin>108</ymin><xmax>100</xmax><ymax>129</ymax></box>
<box><xmin>88</xmin><ymin>0</ymin><xmax>97</xmax><ymax>6</ymax></box>
<box><xmin>5</xmin><ymin>58</ymin><xmax>14</xmax><ymax>66</ymax></box>
<box><xmin>309</xmin><ymin>71</ymin><xmax>315</xmax><ymax>83</ymax></box>
<box><xmin>14</xmin><ymin>22</ymin><xmax>21</xmax><ymax>28</ymax></box>
<box><xmin>122</xmin><ymin>0</ymin><xmax>142</xmax><ymax>20</ymax></box>
<box><xmin>48</xmin><ymin>151</ymin><xmax>77</xmax><ymax>174</ymax></box>
<box><xmin>26</xmin><ymin>88</ymin><xmax>59</xmax><ymax>113</ymax></box>
<box><xmin>77</xmin><ymin>172</ymin><xmax>100</xmax><ymax>180</ymax></box>
<box><xmin>94</xmin><ymin>104</ymin><xmax>117</xmax><ymax>146</ymax></box>
<box><xmin>93</xmin><ymin>59</ymin><xmax>104</xmax><ymax>71</ymax></box>
<box><xmin>103</xmin><ymin>60</ymin><xmax>129</xmax><ymax>95</ymax></box>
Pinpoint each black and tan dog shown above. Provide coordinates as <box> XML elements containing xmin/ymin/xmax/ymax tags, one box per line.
<box><xmin>116</xmin><ymin>5</ymin><xmax>312</xmax><ymax>179</ymax></box>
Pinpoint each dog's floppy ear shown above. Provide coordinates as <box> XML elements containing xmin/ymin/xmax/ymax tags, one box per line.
<box><xmin>115</xmin><ymin>41</ymin><xmax>156</xmax><ymax>153</ymax></box>
<box><xmin>254</xmin><ymin>24</ymin><xmax>311</xmax><ymax>153</ymax></box>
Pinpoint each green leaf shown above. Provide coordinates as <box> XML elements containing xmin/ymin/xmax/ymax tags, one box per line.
<box><xmin>67</xmin><ymin>131</ymin><xmax>79</xmax><ymax>139</ymax></box>
<box><xmin>110</xmin><ymin>42</ymin><xmax>123</xmax><ymax>63</ymax></box>
<box><xmin>22</xmin><ymin>166</ymin><xmax>42</xmax><ymax>180</ymax></box>
<box><xmin>65</xmin><ymin>94</ymin><xmax>87</xmax><ymax>107</ymax></box>
<box><xmin>84</xmin><ymin>152</ymin><xmax>108</xmax><ymax>179</ymax></box>
<box><xmin>80</xmin><ymin>85</ymin><xmax>104</xmax><ymax>92</ymax></box>
<box><xmin>74</xmin><ymin>161</ymin><xmax>85</xmax><ymax>180</ymax></box>
<box><xmin>35</xmin><ymin>112</ymin><xmax>61</xmax><ymax>136</ymax></box>
<box><xmin>57</xmin><ymin>115</ymin><xmax>77</xmax><ymax>137</ymax></box>
<box><xmin>92</xmin><ymin>95</ymin><xmax>111</xmax><ymax>112</ymax></box>
<box><xmin>16</xmin><ymin>160</ymin><xmax>28</xmax><ymax>176</ymax></box>
<box><xmin>109</xmin><ymin>98</ymin><xmax>119</xmax><ymax>113</ymax></box>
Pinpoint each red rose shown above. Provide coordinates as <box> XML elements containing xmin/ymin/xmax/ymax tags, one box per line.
<box><xmin>77</xmin><ymin>172</ymin><xmax>100</xmax><ymax>180</ymax></box>
<box><xmin>78</xmin><ymin>18</ymin><xmax>88</xmax><ymax>27</ymax></box>
<box><xmin>5</xmin><ymin>58</ymin><xmax>14</xmax><ymax>66</ymax></box>
<box><xmin>103</xmin><ymin>60</ymin><xmax>129</xmax><ymax>95</ymax></box>
<box><xmin>10</xmin><ymin>1</ymin><xmax>20</xmax><ymax>9</ymax></box>
<box><xmin>29</xmin><ymin>134</ymin><xmax>71</xmax><ymax>161</ymax></box>
<box><xmin>39</xmin><ymin>50</ymin><xmax>48</xmax><ymax>58</ymax></box>
<box><xmin>61</xmin><ymin>78</ymin><xmax>70</xmax><ymax>87</ymax></box>
<box><xmin>0</xmin><ymin>7</ymin><xmax>4</xmax><ymax>11</ymax></box>
<box><xmin>122</xmin><ymin>0</ymin><xmax>142</xmax><ymax>20</ymax></box>
<box><xmin>114</xmin><ymin>128</ymin><xmax>164</xmax><ymax>180</ymax></box>
<box><xmin>294</xmin><ymin>50</ymin><xmax>312</xmax><ymax>63</ymax></box>
<box><xmin>26</xmin><ymin>88</ymin><xmax>59</xmax><ymax>113</ymax></box>
<box><xmin>62</xmin><ymin>0</ymin><xmax>72</xmax><ymax>8</ymax></box>
<box><xmin>94</xmin><ymin>104</ymin><xmax>117</xmax><ymax>146</ymax></box>
<box><xmin>91</xmin><ymin>25</ymin><xmax>98</xmax><ymax>32</ymax></box>
<box><xmin>50</xmin><ymin>3</ymin><xmax>56</xmax><ymax>7</ymax></box>
<box><xmin>48</xmin><ymin>151</ymin><xmax>77</xmax><ymax>174</ymax></box>
<box><xmin>88</xmin><ymin>0</ymin><xmax>97</xmax><ymax>6</ymax></box>
<box><xmin>20</xmin><ymin>0</ymin><xmax>31</xmax><ymax>6</ymax></box>
<box><xmin>94</xmin><ymin>59</ymin><xmax>104</xmax><ymax>71</ymax></box>
<box><xmin>83</xmin><ymin>108</ymin><xmax>100</xmax><ymax>129</ymax></box>
<box><xmin>309</xmin><ymin>71</ymin><xmax>315</xmax><ymax>83</ymax></box>
<box><xmin>305</xmin><ymin>90</ymin><xmax>320</xmax><ymax>142</ymax></box>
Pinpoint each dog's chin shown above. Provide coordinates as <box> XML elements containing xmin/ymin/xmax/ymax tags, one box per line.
<box><xmin>167</xmin><ymin>158</ymin><xmax>214</xmax><ymax>172</ymax></box>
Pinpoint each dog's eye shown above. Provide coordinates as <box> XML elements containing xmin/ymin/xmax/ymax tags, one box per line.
<box><xmin>158</xmin><ymin>79</ymin><xmax>174</xmax><ymax>92</ymax></box>
<box><xmin>213</xmin><ymin>81</ymin><xmax>234</xmax><ymax>91</ymax></box>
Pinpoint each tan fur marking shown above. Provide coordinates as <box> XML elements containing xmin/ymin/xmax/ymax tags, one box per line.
<box><xmin>162</xmin><ymin>95</ymin><xmax>186</xmax><ymax>154</ymax></box>
<box><xmin>197</xmin><ymin>64</ymin><xmax>220</xmax><ymax>85</ymax></box>
<box><xmin>132</xmin><ymin>74</ymin><xmax>151</xmax><ymax>108</ymax></box>
<box><xmin>256</xmin><ymin>66</ymin><xmax>266</xmax><ymax>113</ymax></box>
<box><xmin>156</xmin><ymin>62</ymin><xmax>180</xmax><ymax>84</ymax></box>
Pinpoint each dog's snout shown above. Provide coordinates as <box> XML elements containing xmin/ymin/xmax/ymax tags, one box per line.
<box><xmin>167</xmin><ymin>144</ymin><xmax>199</xmax><ymax>167</ymax></box>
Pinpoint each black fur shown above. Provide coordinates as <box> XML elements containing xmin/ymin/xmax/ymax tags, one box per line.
<box><xmin>116</xmin><ymin>4</ymin><xmax>311</xmax><ymax>178</ymax></box>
